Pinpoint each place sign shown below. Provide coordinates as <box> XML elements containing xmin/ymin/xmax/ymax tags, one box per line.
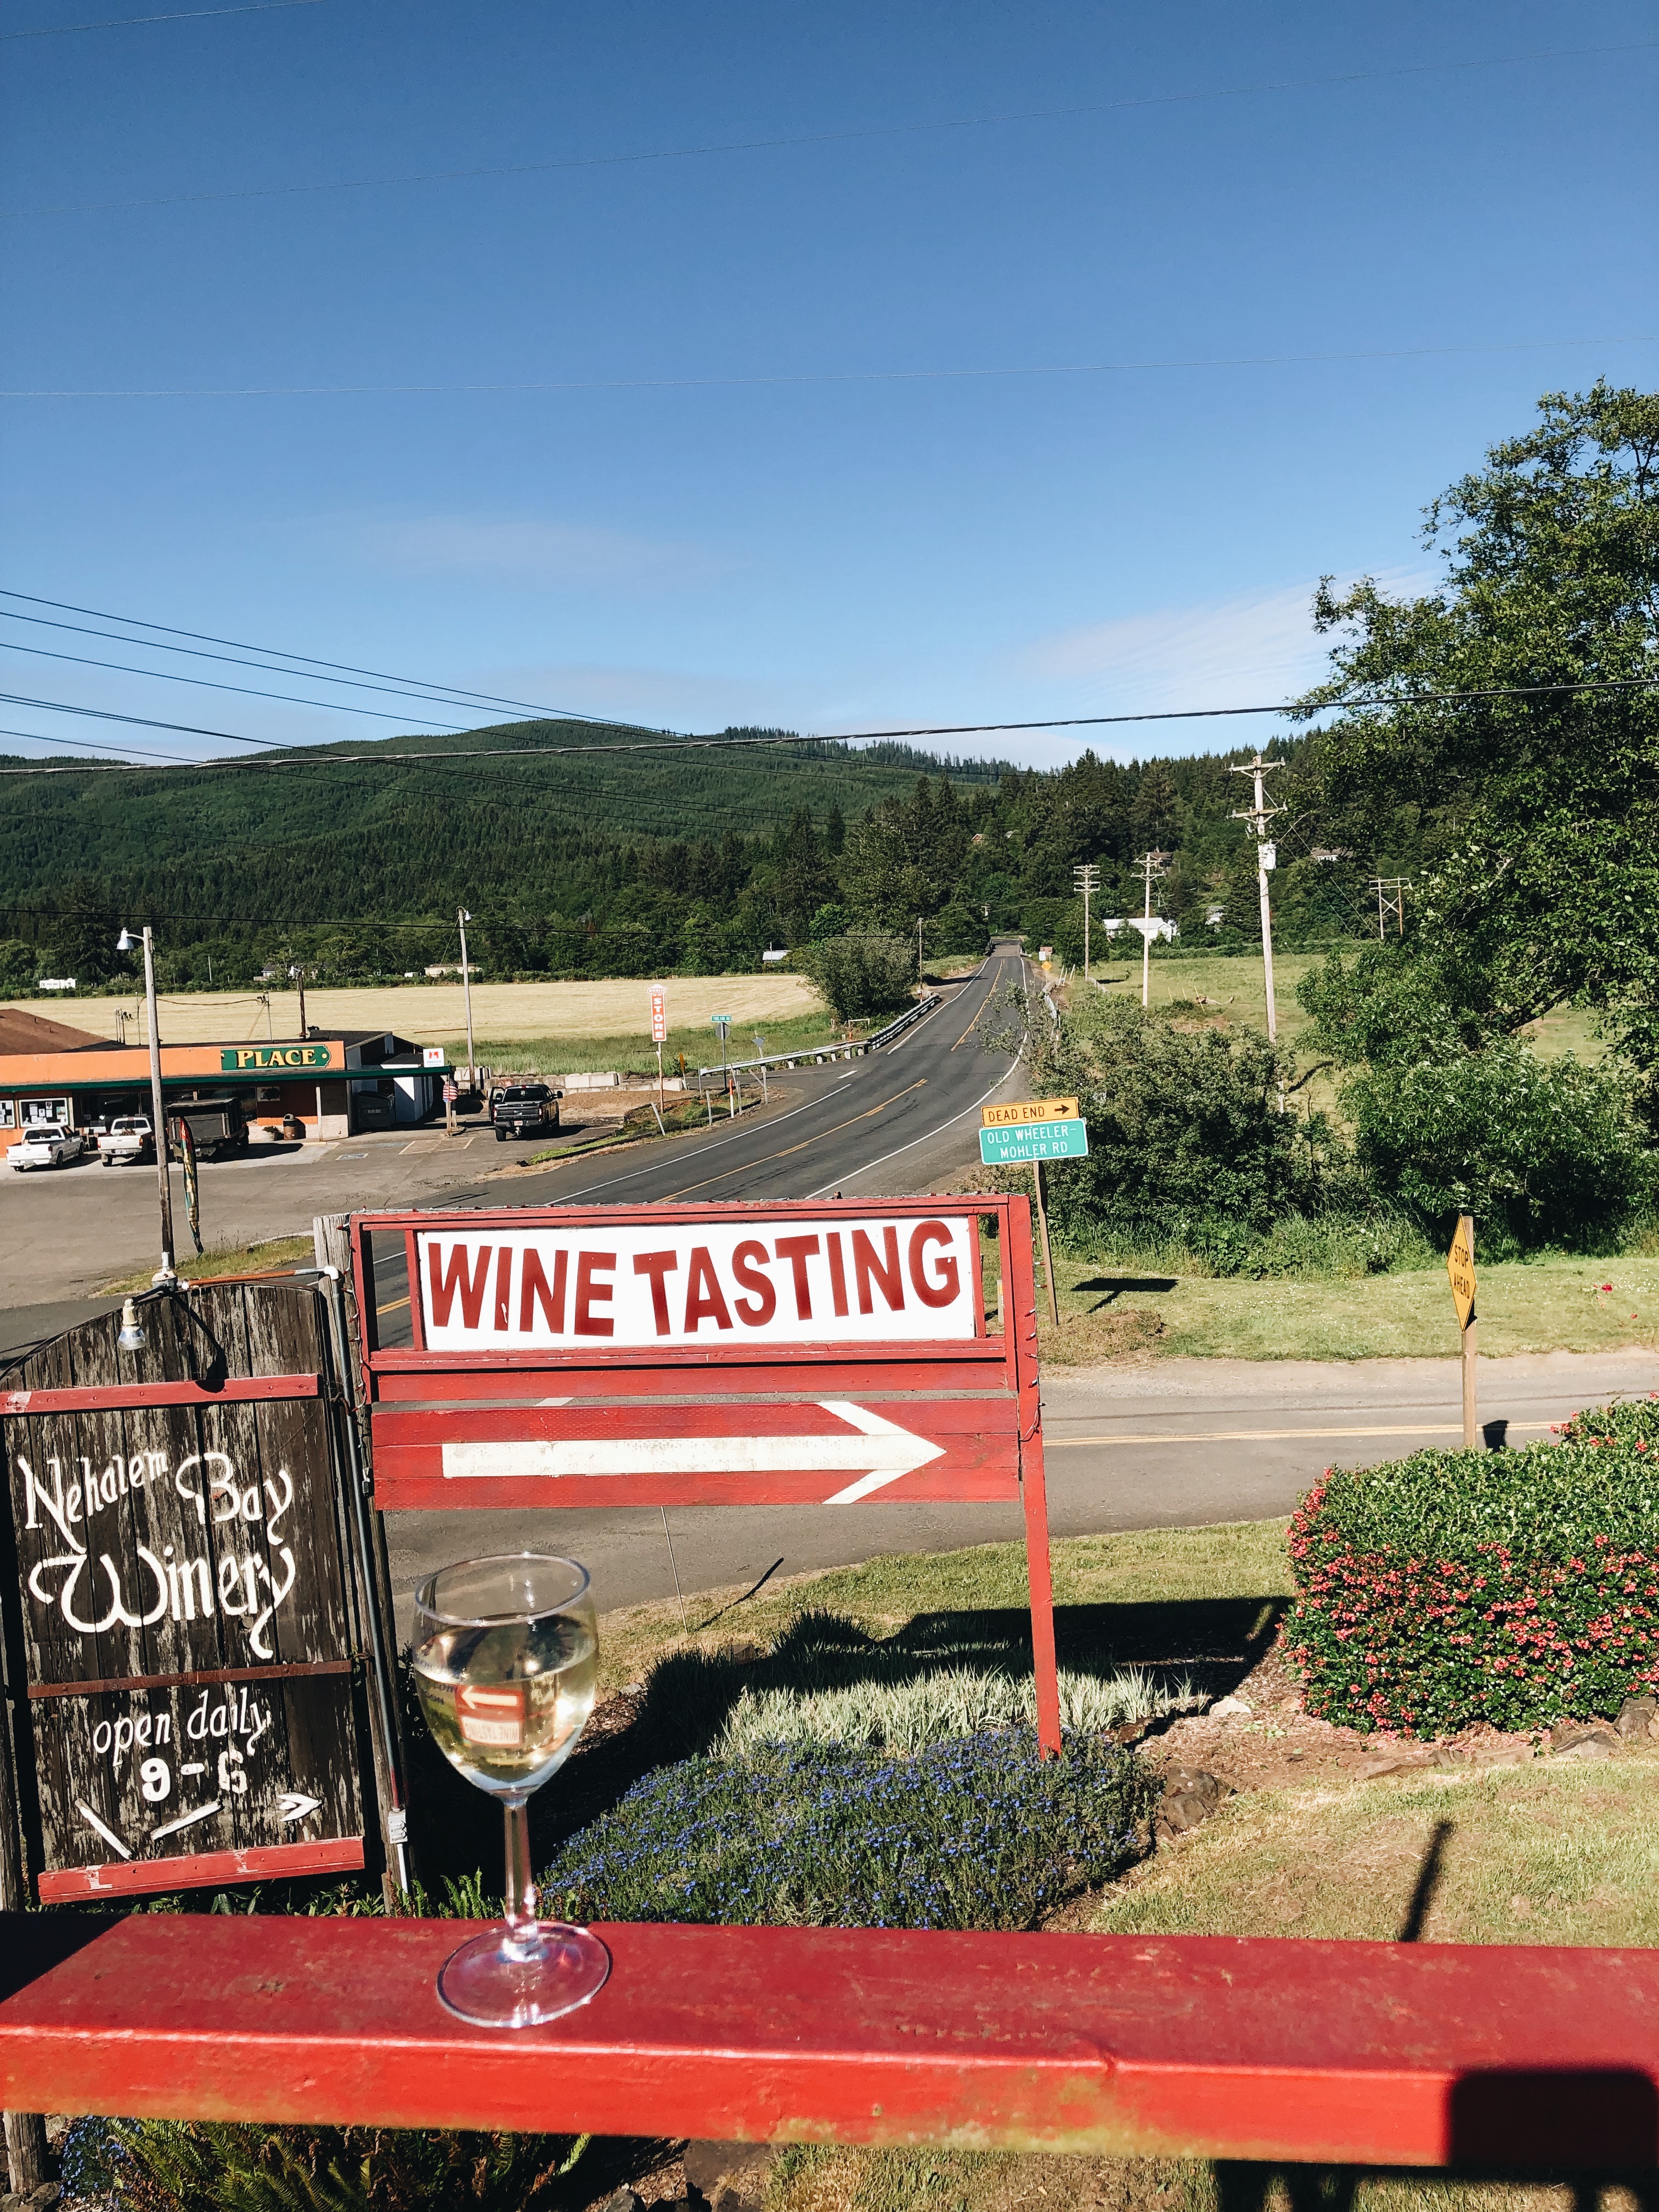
<box><xmin>0</xmin><ymin>1284</ymin><xmax>368</xmax><ymax>1901</ymax></box>
<box><xmin>982</xmin><ymin>1098</ymin><xmax>1079</xmax><ymax>1128</ymax></box>
<box><xmin>979</xmin><ymin>1119</ymin><xmax>1088</xmax><ymax>1166</ymax></box>
<box><xmin>220</xmin><ymin>1046</ymin><xmax>334</xmax><ymax>1073</ymax></box>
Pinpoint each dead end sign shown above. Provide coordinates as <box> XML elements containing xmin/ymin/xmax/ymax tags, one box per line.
<box><xmin>352</xmin><ymin>1196</ymin><xmax>1061</xmax><ymax>1751</ymax></box>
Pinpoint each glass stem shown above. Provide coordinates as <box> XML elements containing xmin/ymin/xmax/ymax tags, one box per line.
<box><xmin>502</xmin><ymin>1798</ymin><xmax>539</xmax><ymax>1954</ymax></box>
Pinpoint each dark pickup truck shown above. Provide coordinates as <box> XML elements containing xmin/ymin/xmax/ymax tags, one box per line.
<box><xmin>489</xmin><ymin>1084</ymin><xmax>561</xmax><ymax>1142</ymax></box>
<box><xmin>166</xmin><ymin>1095</ymin><xmax>250</xmax><ymax>1160</ymax></box>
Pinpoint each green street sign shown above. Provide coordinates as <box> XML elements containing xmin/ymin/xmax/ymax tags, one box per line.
<box><xmin>978</xmin><ymin>1117</ymin><xmax>1088</xmax><ymax>1166</ymax></box>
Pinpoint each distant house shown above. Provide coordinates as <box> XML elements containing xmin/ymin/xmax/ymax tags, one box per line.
<box><xmin>761</xmin><ymin>947</ymin><xmax>790</xmax><ymax>965</ymax></box>
<box><xmin>1310</xmin><ymin>848</ymin><xmax>1352</xmax><ymax>863</ymax></box>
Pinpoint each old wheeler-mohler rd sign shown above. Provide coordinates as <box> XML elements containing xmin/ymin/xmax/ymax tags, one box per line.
<box><xmin>354</xmin><ymin>1197</ymin><xmax>1062</xmax><ymax>1748</ymax></box>
<box><xmin>0</xmin><ymin>1283</ymin><xmax>370</xmax><ymax>1900</ymax></box>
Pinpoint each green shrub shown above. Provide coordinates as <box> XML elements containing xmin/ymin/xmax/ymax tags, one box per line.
<box><xmin>543</xmin><ymin>1730</ymin><xmax>1157</xmax><ymax>1932</ymax></box>
<box><xmin>1345</xmin><ymin>1043</ymin><xmax>1651</xmax><ymax>1254</ymax></box>
<box><xmin>1036</xmin><ymin>997</ymin><xmax>1320</xmax><ymax>1251</ymax></box>
<box><xmin>1285</xmin><ymin>1394</ymin><xmax>1659</xmax><ymax>1735</ymax></box>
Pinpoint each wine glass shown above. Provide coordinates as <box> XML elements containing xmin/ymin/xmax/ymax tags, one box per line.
<box><xmin>411</xmin><ymin>1552</ymin><xmax>609</xmax><ymax>2026</ymax></box>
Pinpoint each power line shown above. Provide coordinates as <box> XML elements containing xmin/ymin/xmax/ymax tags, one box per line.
<box><xmin>0</xmin><ymin>691</ymin><xmax>286</xmax><ymax>745</ymax></box>
<box><xmin>0</xmin><ymin>723</ymin><xmax>189</xmax><ymax>764</ymax></box>
<box><xmin>0</xmin><ymin>637</ymin><xmax>471</xmax><ymax>726</ymax></box>
<box><xmin>0</xmin><ymin>0</ymin><xmax>323</xmax><ymax>37</ymax></box>
<box><xmin>2</xmin><ymin>38</ymin><xmax>1650</xmax><ymax>214</ymax></box>
<box><xmin>0</xmin><ymin>588</ymin><xmax>654</xmax><ymax>731</ymax></box>
<box><xmin>0</xmin><ymin>673</ymin><xmax>1654</xmax><ymax>777</ymax></box>
<box><xmin>5</xmin><ymin>333</ymin><xmax>1655</xmax><ymax>400</ymax></box>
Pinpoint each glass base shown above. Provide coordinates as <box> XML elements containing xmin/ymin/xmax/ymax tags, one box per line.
<box><xmin>437</xmin><ymin>1921</ymin><xmax>611</xmax><ymax>2027</ymax></box>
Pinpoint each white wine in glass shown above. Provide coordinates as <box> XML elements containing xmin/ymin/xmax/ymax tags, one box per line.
<box><xmin>411</xmin><ymin>1552</ymin><xmax>609</xmax><ymax>2026</ymax></box>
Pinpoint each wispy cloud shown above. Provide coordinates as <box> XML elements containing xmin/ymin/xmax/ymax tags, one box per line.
<box><xmin>1012</xmin><ymin>572</ymin><xmax>1429</xmax><ymax>715</ymax></box>
<box><xmin>346</xmin><ymin>511</ymin><xmax>724</xmax><ymax>589</ymax></box>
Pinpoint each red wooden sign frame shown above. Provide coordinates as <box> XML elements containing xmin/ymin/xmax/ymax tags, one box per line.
<box><xmin>351</xmin><ymin>1197</ymin><xmax>1061</xmax><ymax>1751</ymax></box>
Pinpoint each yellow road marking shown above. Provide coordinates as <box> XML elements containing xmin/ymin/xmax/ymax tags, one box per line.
<box><xmin>1047</xmin><ymin>1420</ymin><xmax>1557</xmax><ymax>1447</ymax></box>
<box><xmin>663</xmin><ymin>1081</ymin><xmax>928</xmax><ymax>1197</ymax></box>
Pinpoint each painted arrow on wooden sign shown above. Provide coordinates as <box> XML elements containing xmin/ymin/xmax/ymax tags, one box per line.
<box><xmin>441</xmin><ymin>1401</ymin><xmax>945</xmax><ymax>1504</ymax></box>
<box><xmin>369</xmin><ymin>1392</ymin><xmax>1022</xmax><ymax>1510</ymax></box>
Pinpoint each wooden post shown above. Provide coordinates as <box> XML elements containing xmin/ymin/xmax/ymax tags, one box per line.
<box><xmin>1460</xmin><ymin>1213</ymin><xmax>1479</xmax><ymax>1451</ymax></box>
<box><xmin>1032</xmin><ymin>1159</ymin><xmax>1060</xmax><ymax>1329</ymax></box>
<box><xmin>0</xmin><ymin>1640</ymin><xmax>49</xmax><ymax>2194</ymax></box>
<box><xmin>315</xmin><ymin>1215</ymin><xmax>413</xmax><ymax>1902</ymax></box>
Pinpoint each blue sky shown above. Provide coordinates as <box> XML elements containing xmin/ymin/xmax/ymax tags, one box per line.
<box><xmin>1</xmin><ymin>0</ymin><xmax>1654</xmax><ymax>769</ymax></box>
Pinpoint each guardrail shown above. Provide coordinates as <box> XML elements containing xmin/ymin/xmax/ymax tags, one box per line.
<box><xmin>697</xmin><ymin>992</ymin><xmax>940</xmax><ymax>1083</ymax></box>
<box><xmin>5</xmin><ymin>1915</ymin><xmax>1657</xmax><ymax>2168</ymax></box>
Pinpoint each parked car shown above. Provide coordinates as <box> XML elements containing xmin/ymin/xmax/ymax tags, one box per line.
<box><xmin>489</xmin><ymin>1084</ymin><xmax>561</xmax><ymax>1142</ymax></box>
<box><xmin>165</xmin><ymin>1095</ymin><xmax>249</xmax><ymax>1160</ymax></box>
<box><xmin>9</xmin><ymin>1124</ymin><xmax>84</xmax><ymax>1171</ymax></box>
<box><xmin>98</xmin><ymin>1115</ymin><xmax>155</xmax><ymax>1167</ymax></box>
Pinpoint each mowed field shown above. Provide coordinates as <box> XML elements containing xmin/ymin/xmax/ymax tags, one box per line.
<box><xmin>4</xmin><ymin>974</ymin><xmax>825</xmax><ymax>1051</ymax></box>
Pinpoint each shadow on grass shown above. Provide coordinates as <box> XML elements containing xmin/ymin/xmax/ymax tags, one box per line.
<box><xmin>1074</xmin><ymin>1275</ymin><xmax>1180</xmax><ymax>1306</ymax></box>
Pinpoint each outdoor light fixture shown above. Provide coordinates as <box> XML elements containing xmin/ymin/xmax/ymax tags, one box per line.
<box><xmin>116</xmin><ymin>1298</ymin><xmax>146</xmax><ymax>1352</ymax></box>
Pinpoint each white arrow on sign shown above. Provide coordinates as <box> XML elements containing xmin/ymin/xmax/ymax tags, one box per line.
<box><xmin>279</xmin><ymin>1791</ymin><xmax>323</xmax><ymax>1825</ymax></box>
<box><xmin>441</xmin><ymin>1399</ymin><xmax>945</xmax><ymax>1505</ymax></box>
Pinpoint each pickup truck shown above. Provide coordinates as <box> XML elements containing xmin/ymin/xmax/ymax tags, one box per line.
<box><xmin>166</xmin><ymin>1096</ymin><xmax>249</xmax><ymax>1160</ymax></box>
<box><xmin>9</xmin><ymin>1124</ymin><xmax>84</xmax><ymax>1171</ymax></box>
<box><xmin>489</xmin><ymin>1084</ymin><xmax>561</xmax><ymax>1142</ymax></box>
<box><xmin>98</xmin><ymin>1115</ymin><xmax>155</xmax><ymax>1166</ymax></box>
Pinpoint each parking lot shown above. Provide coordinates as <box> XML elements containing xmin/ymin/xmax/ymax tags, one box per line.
<box><xmin>0</xmin><ymin>1121</ymin><xmax>510</xmax><ymax>1350</ymax></box>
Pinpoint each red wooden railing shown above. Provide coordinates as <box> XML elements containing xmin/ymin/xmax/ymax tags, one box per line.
<box><xmin>4</xmin><ymin>1916</ymin><xmax>1658</xmax><ymax>2170</ymax></box>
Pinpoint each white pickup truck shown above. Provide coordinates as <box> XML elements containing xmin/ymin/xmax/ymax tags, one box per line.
<box><xmin>97</xmin><ymin>1115</ymin><xmax>155</xmax><ymax>1166</ymax></box>
<box><xmin>8</xmin><ymin>1123</ymin><xmax>85</xmax><ymax>1171</ymax></box>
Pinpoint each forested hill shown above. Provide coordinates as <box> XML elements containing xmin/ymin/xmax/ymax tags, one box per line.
<box><xmin>0</xmin><ymin>716</ymin><xmax>1405</xmax><ymax>990</ymax></box>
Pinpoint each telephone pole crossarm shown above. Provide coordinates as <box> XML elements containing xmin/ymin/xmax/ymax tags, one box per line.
<box><xmin>1228</xmin><ymin>753</ymin><xmax>1287</xmax><ymax>1041</ymax></box>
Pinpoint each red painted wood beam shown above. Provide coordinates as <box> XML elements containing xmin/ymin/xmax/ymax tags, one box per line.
<box><xmin>1</xmin><ymin>1375</ymin><xmax>319</xmax><ymax>1415</ymax></box>
<box><xmin>5</xmin><ymin>1917</ymin><xmax>1659</xmax><ymax>2169</ymax></box>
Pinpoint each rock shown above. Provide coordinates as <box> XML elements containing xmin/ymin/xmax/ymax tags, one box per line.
<box><xmin>1550</xmin><ymin>1725</ymin><xmax>1618</xmax><ymax>1760</ymax></box>
<box><xmin>682</xmin><ymin>2141</ymin><xmax>771</xmax><ymax>2210</ymax></box>
<box><xmin>1359</xmin><ymin>1751</ymin><xmax>1432</xmax><ymax>1780</ymax></box>
<box><xmin>595</xmin><ymin>2192</ymin><xmax>645</xmax><ymax>2212</ymax></box>
<box><xmin>1617</xmin><ymin>1694</ymin><xmax>1658</xmax><ymax>1742</ymax></box>
<box><xmin>27</xmin><ymin>2192</ymin><xmax>61</xmax><ymax>2212</ymax></box>
<box><xmin>1208</xmin><ymin>1696</ymin><xmax>1252</xmax><ymax>1720</ymax></box>
<box><xmin>1158</xmin><ymin>1767</ymin><xmax>1231</xmax><ymax>1835</ymax></box>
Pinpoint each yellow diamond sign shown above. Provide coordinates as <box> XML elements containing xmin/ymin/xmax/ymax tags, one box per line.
<box><xmin>982</xmin><ymin>1097</ymin><xmax>1080</xmax><ymax>1128</ymax></box>
<box><xmin>1446</xmin><ymin>1215</ymin><xmax>1476</xmax><ymax>1332</ymax></box>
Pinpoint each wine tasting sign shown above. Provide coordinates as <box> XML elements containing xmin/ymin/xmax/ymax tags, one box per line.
<box><xmin>1</xmin><ymin>1282</ymin><xmax>369</xmax><ymax>1901</ymax></box>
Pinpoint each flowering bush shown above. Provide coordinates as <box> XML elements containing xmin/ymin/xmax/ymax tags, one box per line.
<box><xmin>542</xmin><ymin>1729</ymin><xmax>1156</xmax><ymax>1932</ymax></box>
<box><xmin>1286</xmin><ymin>1395</ymin><xmax>1659</xmax><ymax>1735</ymax></box>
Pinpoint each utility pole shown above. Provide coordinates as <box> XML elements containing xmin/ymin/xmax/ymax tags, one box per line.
<box><xmin>1370</xmin><ymin>877</ymin><xmax>1409</xmax><ymax>941</ymax></box>
<box><xmin>1133</xmin><ymin>852</ymin><xmax>1166</xmax><ymax>1010</ymax></box>
<box><xmin>917</xmin><ymin>916</ymin><xmax>924</xmax><ymax>985</ymax></box>
<box><xmin>116</xmin><ymin>926</ymin><xmax>176</xmax><ymax>1284</ymax></box>
<box><xmin>1228</xmin><ymin>753</ymin><xmax>1286</xmax><ymax>1040</ymax></box>
<box><xmin>458</xmin><ymin>908</ymin><xmax>476</xmax><ymax>1088</ymax></box>
<box><xmin>289</xmin><ymin>962</ymin><xmax>308</xmax><ymax>1040</ymax></box>
<box><xmin>1073</xmin><ymin>862</ymin><xmax>1100</xmax><ymax>985</ymax></box>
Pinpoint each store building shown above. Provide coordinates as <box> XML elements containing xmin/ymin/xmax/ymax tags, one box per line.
<box><xmin>0</xmin><ymin>1017</ymin><xmax>452</xmax><ymax>1154</ymax></box>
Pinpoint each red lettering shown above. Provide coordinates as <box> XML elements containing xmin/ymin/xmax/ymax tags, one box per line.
<box><xmin>683</xmin><ymin>1245</ymin><xmax>733</xmax><ymax>1332</ymax></box>
<box><xmin>518</xmin><ymin>1248</ymin><xmax>566</xmax><ymax>1333</ymax></box>
<box><xmin>907</xmin><ymin>1221</ymin><xmax>959</xmax><ymax>1309</ymax></box>
<box><xmin>633</xmin><ymin>1250</ymin><xmax>679</xmax><ymax>1336</ymax></box>
<box><xmin>825</xmin><ymin>1231</ymin><xmax>850</xmax><ymax>1318</ymax></box>
<box><xmin>774</xmin><ymin>1234</ymin><xmax>819</xmax><ymax>1320</ymax></box>
<box><xmin>851</xmin><ymin>1226</ymin><xmax>904</xmax><ymax>1315</ymax></box>
<box><xmin>731</xmin><ymin>1240</ymin><xmax>776</xmax><ymax>1327</ymax></box>
<box><xmin>427</xmin><ymin>1241</ymin><xmax>492</xmax><ymax>1330</ymax></box>
<box><xmin>573</xmin><ymin>1251</ymin><xmax>616</xmax><ymax>1338</ymax></box>
<box><xmin>494</xmin><ymin>1245</ymin><xmax>513</xmax><ymax>1332</ymax></box>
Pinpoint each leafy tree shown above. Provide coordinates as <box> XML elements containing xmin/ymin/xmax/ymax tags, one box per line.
<box><xmin>794</xmin><ymin>933</ymin><xmax>916</xmax><ymax>1023</ymax></box>
<box><xmin>1298</xmin><ymin>382</ymin><xmax>1659</xmax><ymax>1074</ymax></box>
<box><xmin>1345</xmin><ymin>1044</ymin><xmax>1650</xmax><ymax>1255</ymax></box>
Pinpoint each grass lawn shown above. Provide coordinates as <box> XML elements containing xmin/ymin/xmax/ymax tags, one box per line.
<box><xmin>482</xmin><ymin>1005</ymin><xmax>847</xmax><ymax>1076</ymax></box>
<box><xmin>1036</xmin><ymin>1248</ymin><xmax>1659</xmax><ymax>1364</ymax></box>
<box><xmin>101</xmin><ymin>1234</ymin><xmax>313</xmax><ymax>1294</ymax></box>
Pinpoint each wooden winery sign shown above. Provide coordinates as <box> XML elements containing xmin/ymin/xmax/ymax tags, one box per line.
<box><xmin>1</xmin><ymin>1281</ymin><xmax>371</xmax><ymax>1901</ymax></box>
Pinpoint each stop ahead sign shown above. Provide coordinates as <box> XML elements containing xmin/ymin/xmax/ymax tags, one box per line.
<box><xmin>350</xmin><ymin>1194</ymin><xmax>1060</xmax><ymax>1750</ymax></box>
